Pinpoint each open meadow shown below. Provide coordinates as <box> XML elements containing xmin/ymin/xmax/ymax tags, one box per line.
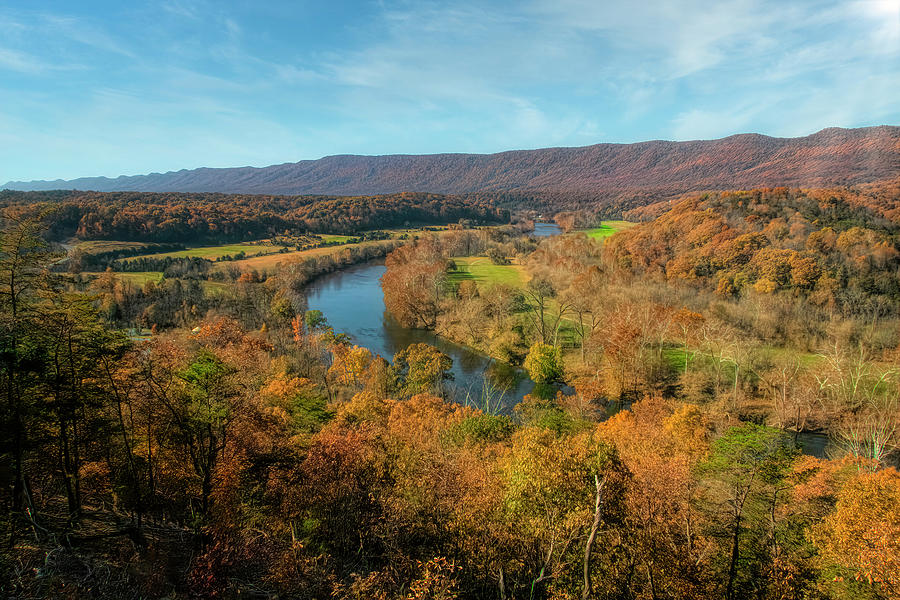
<box><xmin>124</xmin><ymin>241</ymin><xmax>287</xmax><ymax>261</ymax></box>
<box><xmin>579</xmin><ymin>220</ymin><xmax>637</xmax><ymax>239</ymax></box>
<box><xmin>447</xmin><ymin>256</ymin><xmax>526</xmax><ymax>287</ymax></box>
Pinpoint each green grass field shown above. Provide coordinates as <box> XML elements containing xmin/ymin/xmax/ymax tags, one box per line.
<box><xmin>75</xmin><ymin>240</ymin><xmax>165</xmax><ymax>255</ymax></box>
<box><xmin>319</xmin><ymin>234</ymin><xmax>353</xmax><ymax>244</ymax></box>
<box><xmin>580</xmin><ymin>221</ymin><xmax>637</xmax><ymax>240</ymax></box>
<box><xmin>222</xmin><ymin>239</ymin><xmax>391</xmax><ymax>271</ymax></box>
<box><xmin>447</xmin><ymin>257</ymin><xmax>526</xmax><ymax>287</ymax></box>
<box><xmin>125</xmin><ymin>242</ymin><xmax>285</xmax><ymax>262</ymax></box>
<box><xmin>110</xmin><ymin>271</ymin><xmax>164</xmax><ymax>285</ymax></box>
<box><xmin>662</xmin><ymin>345</ymin><xmax>823</xmax><ymax>375</ymax></box>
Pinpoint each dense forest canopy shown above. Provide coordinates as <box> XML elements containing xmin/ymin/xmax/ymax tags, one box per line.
<box><xmin>0</xmin><ymin>190</ymin><xmax>510</xmax><ymax>242</ymax></box>
<box><xmin>2</xmin><ymin>182</ymin><xmax>900</xmax><ymax>599</ymax></box>
<box><xmin>608</xmin><ymin>188</ymin><xmax>900</xmax><ymax>319</ymax></box>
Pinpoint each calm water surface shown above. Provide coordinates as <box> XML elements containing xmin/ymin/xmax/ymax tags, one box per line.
<box><xmin>532</xmin><ymin>222</ymin><xmax>562</xmax><ymax>237</ymax></box>
<box><xmin>305</xmin><ymin>261</ymin><xmax>537</xmax><ymax>409</ymax></box>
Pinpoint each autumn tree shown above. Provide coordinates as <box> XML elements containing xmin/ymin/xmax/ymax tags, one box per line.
<box><xmin>814</xmin><ymin>467</ymin><xmax>900</xmax><ymax>599</ymax></box>
<box><xmin>394</xmin><ymin>343</ymin><xmax>453</xmax><ymax>397</ymax></box>
<box><xmin>564</xmin><ymin>266</ymin><xmax>605</xmax><ymax>362</ymax></box>
<box><xmin>503</xmin><ymin>427</ymin><xmax>626</xmax><ymax>599</ymax></box>
<box><xmin>523</xmin><ymin>342</ymin><xmax>565</xmax><ymax>385</ymax></box>
<box><xmin>382</xmin><ymin>237</ymin><xmax>448</xmax><ymax>329</ymax></box>
<box><xmin>599</xmin><ymin>398</ymin><xmax>712</xmax><ymax>598</ymax></box>
<box><xmin>523</xmin><ymin>277</ymin><xmax>557</xmax><ymax>345</ymax></box>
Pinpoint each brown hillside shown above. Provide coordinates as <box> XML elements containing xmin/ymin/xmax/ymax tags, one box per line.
<box><xmin>5</xmin><ymin>127</ymin><xmax>898</xmax><ymax>203</ymax></box>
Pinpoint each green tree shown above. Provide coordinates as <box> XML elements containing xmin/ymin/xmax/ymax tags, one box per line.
<box><xmin>504</xmin><ymin>428</ymin><xmax>626</xmax><ymax>599</ymax></box>
<box><xmin>394</xmin><ymin>343</ymin><xmax>453</xmax><ymax>397</ymax></box>
<box><xmin>41</xmin><ymin>292</ymin><xmax>129</xmax><ymax>518</ymax></box>
<box><xmin>304</xmin><ymin>309</ymin><xmax>327</xmax><ymax>331</ymax></box>
<box><xmin>699</xmin><ymin>423</ymin><xmax>798</xmax><ymax>600</ymax></box>
<box><xmin>179</xmin><ymin>350</ymin><xmax>238</xmax><ymax>517</ymax></box>
<box><xmin>0</xmin><ymin>215</ymin><xmax>57</xmax><ymax>512</ymax></box>
<box><xmin>524</xmin><ymin>342</ymin><xmax>565</xmax><ymax>384</ymax></box>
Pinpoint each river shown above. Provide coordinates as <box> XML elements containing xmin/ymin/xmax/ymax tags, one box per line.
<box><xmin>532</xmin><ymin>222</ymin><xmax>563</xmax><ymax>237</ymax></box>
<box><xmin>304</xmin><ymin>223</ymin><xmax>831</xmax><ymax>457</ymax></box>
<box><xmin>306</xmin><ymin>261</ymin><xmax>539</xmax><ymax>409</ymax></box>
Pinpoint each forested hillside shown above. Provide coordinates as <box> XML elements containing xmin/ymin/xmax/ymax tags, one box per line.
<box><xmin>608</xmin><ymin>188</ymin><xmax>900</xmax><ymax>317</ymax></box>
<box><xmin>6</xmin><ymin>127</ymin><xmax>898</xmax><ymax>205</ymax></box>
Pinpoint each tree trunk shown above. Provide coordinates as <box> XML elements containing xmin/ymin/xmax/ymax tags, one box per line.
<box><xmin>582</xmin><ymin>474</ymin><xmax>605</xmax><ymax>600</ymax></box>
<box><xmin>60</xmin><ymin>417</ymin><xmax>80</xmax><ymax>517</ymax></box>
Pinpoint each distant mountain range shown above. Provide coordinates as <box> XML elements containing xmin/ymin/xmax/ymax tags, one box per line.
<box><xmin>5</xmin><ymin>126</ymin><xmax>898</xmax><ymax>197</ymax></box>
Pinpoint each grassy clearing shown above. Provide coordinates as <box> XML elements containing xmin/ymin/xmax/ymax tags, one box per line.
<box><xmin>580</xmin><ymin>221</ymin><xmax>637</xmax><ymax>240</ymax></box>
<box><xmin>110</xmin><ymin>271</ymin><xmax>164</xmax><ymax>285</ymax></box>
<box><xmin>758</xmin><ymin>345</ymin><xmax>824</xmax><ymax>368</ymax></box>
<box><xmin>221</xmin><ymin>240</ymin><xmax>390</xmax><ymax>271</ymax></box>
<box><xmin>201</xmin><ymin>280</ymin><xmax>231</xmax><ymax>295</ymax></box>
<box><xmin>319</xmin><ymin>234</ymin><xmax>353</xmax><ymax>244</ymax></box>
<box><xmin>662</xmin><ymin>345</ymin><xmax>823</xmax><ymax>375</ymax></box>
<box><xmin>126</xmin><ymin>242</ymin><xmax>286</xmax><ymax>262</ymax></box>
<box><xmin>448</xmin><ymin>257</ymin><xmax>526</xmax><ymax>288</ymax></box>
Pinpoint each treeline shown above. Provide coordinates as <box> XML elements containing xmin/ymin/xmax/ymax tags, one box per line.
<box><xmin>84</xmin><ymin>240</ymin><xmax>401</xmax><ymax>331</ymax></box>
<box><xmin>68</xmin><ymin>242</ymin><xmax>186</xmax><ymax>271</ymax></box>
<box><xmin>623</xmin><ymin>181</ymin><xmax>900</xmax><ymax>223</ymax></box>
<box><xmin>111</xmin><ymin>255</ymin><xmax>212</xmax><ymax>277</ymax></box>
<box><xmin>2</xmin><ymin>217</ymin><xmax>899</xmax><ymax>600</ymax></box>
<box><xmin>0</xmin><ymin>190</ymin><xmax>510</xmax><ymax>243</ymax></box>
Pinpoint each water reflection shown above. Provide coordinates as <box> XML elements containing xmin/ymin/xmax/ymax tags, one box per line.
<box><xmin>532</xmin><ymin>222</ymin><xmax>562</xmax><ymax>237</ymax></box>
<box><xmin>305</xmin><ymin>261</ymin><xmax>538</xmax><ymax>410</ymax></box>
<box><xmin>795</xmin><ymin>431</ymin><xmax>830</xmax><ymax>459</ymax></box>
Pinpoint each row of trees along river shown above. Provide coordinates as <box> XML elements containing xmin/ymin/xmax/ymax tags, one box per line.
<box><xmin>304</xmin><ymin>222</ymin><xmax>831</xmax><ymax>457</ymax></box>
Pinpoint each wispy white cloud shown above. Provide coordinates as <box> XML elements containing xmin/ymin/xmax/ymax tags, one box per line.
<box><xmin>0</xmin><ymin>0</ymin><xmax>897</xmax><ymax>181</ymax></box>
<box><xmin>40</xmin><ymin>14</ymin><xmax>136</xmax><ymax>58</ymax></box>
<box><xmin>0</xmin><ymin>48</ymin><xmax>53</xmax><ymax>73</ymax></box>
<box><xmin>0</xmin><ymin>47</ymin><xmax>87</xmax><ymax>73</ymax></box>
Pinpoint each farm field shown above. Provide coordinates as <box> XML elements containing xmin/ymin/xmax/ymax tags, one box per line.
<box><xmin>319</xmin><ymin>234</ymin><xmax>353</xmax><ymax>243</ymax></box>
<box><xmin>580</xmin><ymin>220</ymin><xmax>636</xmax><ymax>239</ymax></box>
<box><xmin>108</xmin><ymin>271</ymin><xmax>164</xmax><ymax>285</ymax></box>
<box><xmin>125</xmin><ymin>242</ymin><xmax>286</xmax><ymax>262</ymax></box>
<box><xmin>74</xmin><ymin>240</ymin><xmax>176</xmax><ymax>254</ymax></box>
<box><xmin>117</xmin><ymin>227</ymin><xmax>449</xmax><ymax>264</ymax></box>
<box><xmin>447</xmin><ymin>256</ymin><xmax>526</xmax><ymax>287</ymax></box>
<box><xmin>221</xmin><ymin>239</ymin><xmax>390</xmax><ymax>271</ymax></box>
<box><xmin>218</xmin><ymin>227</ymin><xmax>457</xmax><ymax>271</ymax></box>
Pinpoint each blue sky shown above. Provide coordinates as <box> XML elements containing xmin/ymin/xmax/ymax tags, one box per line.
<box><xmin>1</xmin><ymin>0</ymin><xmax>898</xmax><ymax>182</ymax></box>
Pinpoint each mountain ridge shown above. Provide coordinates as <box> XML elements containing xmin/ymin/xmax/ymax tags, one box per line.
<box><xmin>5</xmin><ymin>125</ymin><xmax>898</xmax><ymax>197</ymax></box>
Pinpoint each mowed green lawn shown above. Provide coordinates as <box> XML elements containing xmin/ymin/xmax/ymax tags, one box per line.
<box><xmin>125</xmin><ymin>242</ymin><xmax>284</xmax><ymax>262</ymax></box>
<box><xmin>447</xmin><ymin>257</ymin><xmax>525</xmax><ymax>287</ymax></box>
<box><xmin>580</xmin><ymin>221</ymin><xmax>637</xmax><ymax>240</ymax></box>
<box><xmin>109</xmin><ymin>271</ymin><xmax>164</xmax><ymax>285</ymax></box>
<box><xmin>319</xmin><ymin>234</ymin><xmax>353</xmax><ymax>244</ymax></box>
